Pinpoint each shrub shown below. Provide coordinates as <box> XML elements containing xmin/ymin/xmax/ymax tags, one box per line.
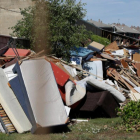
<box><xmin>90</xmin><ymin>34</ymin><xmax>111</xmax><ymax>46</ymax></box>
<box><xmin>118</xmin><ymin>101</ymin><xmax>140</xmax><ymax>132</ymax></box>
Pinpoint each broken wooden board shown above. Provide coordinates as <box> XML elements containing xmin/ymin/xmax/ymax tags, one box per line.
<box><xmin>107</xmin><ymin>68</ymin><xmax>132</xmax><ymax>90</ymax></box>
<box><xmin>120</xmin><ymin>59</ymin><xmax>129</xmax><ymax>68</ymax></box>
<box><xmin>133</xmin><ymin>53</ymin><xmax>140</xmax><ymax>62</ymax></box>
<box><xmin>104</xmin><ymin>41</ymin><xmax>119</xmax><ymax>51</ymax></box>
<box><xmin>88</xmin><ymin>41</ymin><xmax>104</xmax><ymax>52</ymax></box>
<box><xmin>120</xmin><ymin>70</ymin><xmax>140</xmax><ymax>87</ymax></box>
<box><xmin>135</xmin><ymin>63</ymin><xmax>140</xmax><ymax>78</ymax></box>
<box><xmin>100</xmin><ymin>53</ymin><xmax>115</xmax><ymax>61</ymax></box>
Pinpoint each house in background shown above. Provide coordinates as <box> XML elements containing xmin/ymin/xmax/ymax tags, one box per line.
<box><xmin>86</xmin><ymin>19</ymin><xmax>140</xmax><ymax>40</ymax></box>
<box><xmin>87</xmin><ymin>19</ymin><xmax>113</xmax><ymax>32</ymax></box>
<box><xmin>131</xmin><ymin>26</ymin><xmax>140</xmax><ymax>39</ymax></box>
<box><xmin>110</xmin><ymin>23</ymin><xmax>140</xmax><ymax>39</ymax></box>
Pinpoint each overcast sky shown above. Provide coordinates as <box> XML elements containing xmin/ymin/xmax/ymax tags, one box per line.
<box><xmin>79</xmin><ymin>0</ymin><xmax>140</xmax><ymax>27</ymax></box>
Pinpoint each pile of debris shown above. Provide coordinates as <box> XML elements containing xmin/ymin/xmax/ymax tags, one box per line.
<box><xmin>0</xmin><ymin>38</ymin><xmax>139</xmax><ymax>134</ymax></box>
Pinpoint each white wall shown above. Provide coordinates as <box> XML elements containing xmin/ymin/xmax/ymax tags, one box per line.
<box><xmin>0</xmin><ymin>0</ymin><xmax>33</xmax><ymax>35</ymax></box>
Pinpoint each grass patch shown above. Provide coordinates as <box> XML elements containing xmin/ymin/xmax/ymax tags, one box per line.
<box><xmin>0</xmin><ymin>118</ymin><xmax>140</xmax><ymax>140</ymax></box>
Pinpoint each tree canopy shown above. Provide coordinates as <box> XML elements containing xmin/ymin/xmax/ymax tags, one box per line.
<box><xmin>11</xmin><ymin>0</ymin><xmax>91</xmax><ymax>59</ymax></box>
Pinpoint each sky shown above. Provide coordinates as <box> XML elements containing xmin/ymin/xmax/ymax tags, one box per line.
<box><xmin>79</xmin><ymin>0</ymin><xmax>140</xmax><ymax>27</ymax></box>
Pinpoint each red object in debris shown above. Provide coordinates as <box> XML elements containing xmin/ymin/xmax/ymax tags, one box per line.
<box><xmin>50</xmin><ymin>61</ymin><xmax>69</xmax><ymax>102</ymax></box>
<box><xmin>50</xmin><ymin>61</ymin><xmax>70</xmax><ymax>86</ymax></box>
<box><xmin>4</xmin><ymin>48</ymin><xmax>31</xmax><ymax>57</ymax></box>
<box><xmin>50</xmin><ymin>61</ymin><xmax>81</xmax><ymax>108</ymax></box>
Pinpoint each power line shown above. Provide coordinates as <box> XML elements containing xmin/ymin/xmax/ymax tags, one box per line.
<box><xmin>0</xmin><ymin>6</ymin><xmax>20</xmax><ymax>13</ymax></box>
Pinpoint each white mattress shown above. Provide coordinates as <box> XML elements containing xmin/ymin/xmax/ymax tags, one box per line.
<box><xmin>0</xmin><ymin>68</ymin><xmax>32</xmax><ymax>133</ymax></box>
<box><xmin>20</xmin><ymin>59</ymin><xmax>68</xmax><ymax>127</ymax></box>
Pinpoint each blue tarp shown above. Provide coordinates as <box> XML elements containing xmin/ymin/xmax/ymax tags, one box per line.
<box><xmin>70</xmin><ymin>47</ymin><xmax>94</xmax><ymax>58</ymax></box>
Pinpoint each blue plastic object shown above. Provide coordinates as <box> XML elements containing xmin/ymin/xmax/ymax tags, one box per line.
<box><xmin>70</xmin><ymin>47</ymin><xmax>94</xmax><ymax>58</ymax></box>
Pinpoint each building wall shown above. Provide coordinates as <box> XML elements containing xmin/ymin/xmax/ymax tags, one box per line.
<box><xmin>0</xmin><ymin>0</ymin><xmax>33</xmax><ymax>35</ymax></box>
<box><xmin>77</xmin><ymin>20</ymin><xmax>102</xmax><ymax>36</ymax></box>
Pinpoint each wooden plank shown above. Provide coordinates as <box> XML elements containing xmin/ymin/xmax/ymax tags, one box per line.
<box><xmin>135</xmin><ymin>63</ymin><xmax>140</xmax><ymax>78</ymax></box>
<box><xmin>124</xmin><ymin>71</ymin><xmax>140</xmax><ymax>87</ymax></box>
<box><xmin>100</xmin><ymin>53</ymin><xmax>115</xmax><ymax>61</ymax></box>
<box><xmin>133</xmin><ymin>53</ymin><xmax>140</xmax><ymax>62</ymax></box>
<box><xmin>104</xmin><ymin>41</ymin><xmax>119</xmax><ymax>51</ymax></box>
<box><xmin>120</xmin><ymin>59</ymin><xmax>129</xmax><ymax>68</ymax></box>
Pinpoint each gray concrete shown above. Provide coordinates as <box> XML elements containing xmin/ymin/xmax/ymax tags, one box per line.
<box><xmin>0</xmin><ymin>0</ymin><xmax>33</xmax><ymax>35</ymax></box>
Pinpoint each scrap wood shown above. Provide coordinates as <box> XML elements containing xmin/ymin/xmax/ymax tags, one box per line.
<box><xmin>133</xmin><ymin>53</ymin><xmax>140</xmax><ymax>62</ymax></box>
<box><xmin>100</xmin><ymin>53</ymin><xmax>115</xmax><ymax>61</ymax></box>
<box><xmin>104</xmin><ymin>41</ymin><xmax>119</xmax><ymax>51</ymax></box>
<box><xmin>132</xmin><ymin>63</ymin><xmax>138</xmax><ymax>70</ymax></box>
<box><xmin>19</xmin><ymin>50</ymin><xmax>44</xmax><ymax>62</ymax></box>
<box><xmin>29</xmin><ymin>50</ymin><xmax>44</xmax><ymax>58</ymax></box>
<box><xmin>120</xmin><ymin>70</ymin><xmax>140</xmax><ymax>87</ymax></box>
<box><xmin>128</xmin><ymin>66</ymin><xmax>136</xmax><ymax>75</ymax></box>
<box><xmin>135</xmin><ymin>63</ymin><xmax>140</xmax><ymax>78</ymax></box>
<box><xmin>51</xmin><ymin>56</ymin><xmax>104</xmax><ymax>80</ymax></box>
<box><xmin>90</xmin><ymin>58</ymin><xmax>100</xmax><ymax>61</ymax></box>
<box><xmin>90</xmin><ymin>58</ymin><xmax>107</xmax><ymax>61</ymax></box>
<box><xmin>107</xmin><ymin>68</ymin><xmax>132</xmax><ymax>90</ymax></box>
<box><xmin>130</xmin><ymin>90</ymin><xmax>140</xmax><ymax>101</ymax></box>
<box><xmin>121</xmin><ymin>75</ymin><xmax>137</xmax><ymax>88</ymax></box>
<box><xmin>120</xmin><ymin>59</ymin><xmax>129</xmax><ymax>68</ymax></box>
<box><xmin>88</xmin><ymin>41</ymin><xmax>104</xmax><ymax>51</ymax></box>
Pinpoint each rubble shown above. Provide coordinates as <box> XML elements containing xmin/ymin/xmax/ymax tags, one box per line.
<box><xmin>0</xmin><ymin>38</ymin><xmax>139</xmax><ymax>134</ymax></box>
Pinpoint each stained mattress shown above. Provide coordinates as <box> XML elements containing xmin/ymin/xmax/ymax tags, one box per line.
<box><xmin>18</xmin><ymin>59</ymin><xmax>68</xmax><ymax>133</ymax></box>
<box><xmin>0</xmin><ymin>68</ymin><xmax>32</xmax><ymax>133</ymax></box>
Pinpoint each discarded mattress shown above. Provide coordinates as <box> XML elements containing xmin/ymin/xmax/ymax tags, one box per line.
<box><xmin>88</xmin><ymin>41</ymin><xmax>104</xmax><ymax>52</ymax></box>
<box><xmin>12</xmin><ymin>62</ymin><xmax>36</xmax><ymax>132</ymax></box>
<box><xmin>3</xmin><ymin>64</ymin><xmax>31</xmax><ymax>121</ymax></box>
<box><xmin>70</xmin><ymin>47</ymin><xmax>94</xmax><ymax>58</ymax></box>
<box><xmin>0</xmin><ymin>68</ymin><xmax>32</xmax><ymax>133</ymax></box>
<box><xmin>9</xmin><ymin>76</ymin><xmax>31</xmax><ymax>122</ymax></box>
<box><xmin>4</xmin><ymin>48</ymin><xmax>31</xmax><ymax>57</ymax></box>
<box><xmin>84</xmin><ymin>76</ymin><xmax>126</xmax><ymax>103</ymax></box>
<box><xmin>17</xmin><ymin>59</ymin><xmax>68</xmax><ymax>133</ymax></box>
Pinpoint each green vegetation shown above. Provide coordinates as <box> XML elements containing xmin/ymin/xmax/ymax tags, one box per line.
<box><xmin>118</xmin><ymin>101</ymin><xmax>140</xmax><ymax>132</ymax></box>
<box><xmin>1</xmin><ymin>118</ymin><xmax>140</xmax><ymax>140</ymax></box>
<box><xmin>90</xmin><ymin>34</ymin><xmax>111</xmax><ymax>46</ymax></box>
<box><xmin>10</xmin><ymin>0</ymin><xmax>91</xmax><ymax>60</ymax></box>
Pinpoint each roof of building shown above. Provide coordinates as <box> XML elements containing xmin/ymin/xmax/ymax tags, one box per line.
<box><xmin>111</xmin><ymin>23</ymin><xmax>140</xmax><ymax>34</ymax></box>
<box><xmin>87</xmin><ymin>19</ymin><xmax>112</xmax><ymax>28</ymax></box>
<box><xmin>131</xmin><ymin>26</ymin><xmax>140</xmax><ymax>33</ymax></box>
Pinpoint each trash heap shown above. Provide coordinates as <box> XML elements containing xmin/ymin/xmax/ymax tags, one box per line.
<box><xmin>0</xmin><ymin>39</ymin><xmax>139</xmax><ymax>134</ymax></box>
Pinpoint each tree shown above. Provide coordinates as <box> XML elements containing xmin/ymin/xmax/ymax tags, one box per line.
<box><xmin>10</xmin><ymin>0</ymin><xmax>91</xmax><ymax>59</ymax></box>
